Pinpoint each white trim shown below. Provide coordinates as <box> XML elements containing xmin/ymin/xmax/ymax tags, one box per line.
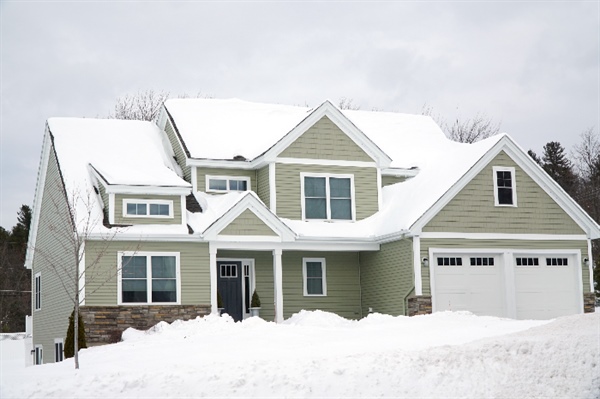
<box><xmin>122</xmin><ymin>199</ymin><xmax>174</xmax><ymax>219</ymax></box>
<box><xmin>276</xmin><ymin>157</ymin><xmax>377</xmax><ymax>168</ymax></box>
<box><xmin>34</xmin><ymin>345</ymin><xmax>43</xmax><ymax>365</ymax></box>
<box><xmin>108</xmin><ymin>193</ymin><xmax>115</xmax><ymax>225</ymax></box>
<box><xmin>34</xmin><ymin>272</ymin><xmax>41</xmax><ymax>311</ymax></box>
<box><xmin>191</xmin><ymin>167</ymin><xmax>198</xmax><ymax>193</ymax></box>
<box><xmin>104</xmin><ymin>184</ymin><xmax>191</xmax><ymax>196</ymax></box>
<box><xmin>376</xmin><ymin>169</ymin><xmax>382</xmax><ymax>211</ymax></box>
<box><xmin>302</xmin><ymin>257</ymin><xmax>327</xmax><ymax>296</ymax></box>
<box><xmin>413</xmin><ymin>237</ymin><xmax>422</xmax><ymax>296</ymax></box>
<box><xmin>214</xmin><ymin>235</ymin><xmax>285</xmax><ymax>243</ymax></box>
<box><xmin>209</xmin><ymin>245</ymin><xmax>217</xmax><ymax>314</ymax></box>
<box><xmin>420</xmin><ymin>232</ymin><xmax>588</xmax><ymax>241</ymax></box>
<box><xmin>300</xmin><ymin>173</ymin><xmax>356</xmax><ymax>222</ymax></box>
<box><xmin>492</xmin><ymin>166</ymin><xmax>517</xmax><ymax>207</ymax></box>
<box><xmin>588</xmin><ymin>238</ymin><xmax>594</xmax><ymax>293</ymax></box>
<box><xmin>53</xmin><ymin>338</ymin><xmax>64</xmax><ymax>363</ymax></box>
<box><xmin>180</xmin><ymin>195</ymin><xmax>187</xmax><ymax>227</ymax></box>
<box><xmin>216</xmin><ymin>257</ymin><xmax>256</xmax><ymax>319</ymax></box>
<box><xmin>269</xmin><ymin>163</ymin><xmax>276</xmax><ymax>213</ymax></box>
<box><xmin>205</xmin><ymin>175</ymin><xmax>251</xmax><ymax>193</ymax></box>
<box><xmin>210</xmin><ymin>240</ymin><xmax>379</xmax><ymax>252</ymax></box>
<box><xmin>117</xmin><ymin>251</ymin><xmax>181</xmax><ymax>305</ymax></box>
<box><xmin>79</xmin><ymin>244</ymin><xmax>85</xmax><ymax>306</ymax></box>
<box><xmin>25</xmin><ymin>127</ymin><xmax>52</xmax><ymax>269</ymax></box>
<box><xmin>381</xmin><ymin>167</ymin><xmax>419</xmax><ymax>177</ymax></box>
<box><xmin>273</xmin><ymin>249</ymin><xmax>284</xmax><ymax>322</ymax></box>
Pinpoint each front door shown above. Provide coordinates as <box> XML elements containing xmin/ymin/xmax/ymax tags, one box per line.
<box><xmin>217</xmin><ymin>260</ymin><xmax>243</xmax><ymax>321</ymax></box>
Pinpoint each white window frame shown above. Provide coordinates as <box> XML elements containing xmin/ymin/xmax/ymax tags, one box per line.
<box><xmin>117</xmin><ymin>252</ymin><xmax>181</xmax><ymax>305</ymax></box>
<box><xmin>54</xmin><ymin>338</ymin><xmax>64</xmax><ymax>362</ymax></box>
<box><xmin>300</xmin><ymin>173</ymin><xmax>356</xmax><ymax>221</ymax></box>
<box><xmin>34</xmin><ymin>345</ymin><xmax>43</xmax><ymax>365</ymax></box>
<box><xmin>493</xmin><ymin>166</ymin><xmax>517</xmax><ymax>207</ymax></box>
<box><xmin>122</xmin><ymin>199</ymin><xmax>174</xmax><ymax>218</ymax></box>
<box><xmin>34</xmin><ymin>272</ymin><xmax>41</xmax><ymax>311</ymax></box>
<box><xmin>302</xmin><ymin>258</ymin><xmax>327</xmax><ymax>297</ymax></box>
<box><xmin>206</xmin><ymin>175</ymin><xmax>251</xmax><ymax>193</ymax></box>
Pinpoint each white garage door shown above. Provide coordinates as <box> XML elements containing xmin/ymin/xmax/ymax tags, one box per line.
<box><xmin>432</xmin><ymin>251</ymin><xmax>581</xmax><ymax>320</ymax></box>
<box><xmin>514</xmin><ymin>254</ymin><xmax>579</xmax><ymax>319</ymax></box>
<box><xmin>433</xmin><ymin>254</ymin><xmax>506</xmax><ymax>317</ymax></box>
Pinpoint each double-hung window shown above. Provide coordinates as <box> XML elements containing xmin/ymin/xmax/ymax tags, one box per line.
<box><xmin>54</xmin><ymin>339</ymin><xmax>64</xmax><ymax>362</ymax></box>
<box><xmin>302</xmin><ymin>174</ymin><xmax>354</xmax><ymax>221</ymax></box>
<box><xmin>303</xmin><ymin>258</ymin><xmax>327</xmax><ymax>296</ymax></box>
<box><xmin>34</xmin><ymin>345</ymin><xmax>43</xmax><ymax>365</ymax></box>
<box><xmin>34</xmin><ymin>273</ymin><xmax>41</xmax><ymax>311</ymax></box>
<box><xmin>493</xmin><ymin>166</ymin><xmax>517</xmax><ymax>206</ymax></box>
<box><xmin>123</xmin><ymin>199</ymin><xmax>173</xmax><ymax>218</ymax></box>
<box><xmin>119</xmin><ymin>252</ymin><xmax>180</xmax><ymax>304</ymax></box>
<box><xmin>206</xmin><ymin>175</ymin><xmax>250</xmax><ymax>192</ymax></box>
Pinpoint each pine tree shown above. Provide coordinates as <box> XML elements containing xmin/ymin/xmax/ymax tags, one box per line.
<box><xmin>64</xmin><ymin>309</ymin><xmax>87</xmax><ymax>359</ymax></box>
<box><xmin>541</xmin><ymin>141</ymin><xmax>578</xmax><ymax>196</ymax></box>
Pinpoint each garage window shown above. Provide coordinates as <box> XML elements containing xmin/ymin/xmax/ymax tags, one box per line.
<box><xmin>437</xmin><ymin>257</ymin><xmax>463</xmax><ymax>266</ymax></box>
<box><xmin>516</xmin><ymin>257</ymin><xmax>539</xmax><ymax>266</ymax></box>
<box><xmin>470</xmin><ymin>257</ymin><xmax>494</xmax><ymax>266</ymax></box>
<box><xmin>546</xmin><ymin>258</ymin><xmax>568</xmax><ymax>266</ymax></box>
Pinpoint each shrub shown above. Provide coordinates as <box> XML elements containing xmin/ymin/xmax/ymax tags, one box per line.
<box><xmin>251</xmin><ymin>290</ymin><xmax>261</xmax><ymax>308</ymax></box>
<box><xmin>64</xmin><ymin>310</ymin><xmax>87</xmax><ymax>359</ymax></box>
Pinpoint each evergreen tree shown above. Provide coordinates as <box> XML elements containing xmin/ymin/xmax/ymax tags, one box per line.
<box><xmin>541</xmin><ymin>141</ymin><xmax>578</xmax><ymax>196</ymax></box>
<box><xmin>527</xmin><ymin>149</ymin><xmax>542</xmax><ymax>166</ymax></box>
<box><xmin>64</xmin><ymin>309</ymin><xmax>87</xmax><ymax>359</ymax></box>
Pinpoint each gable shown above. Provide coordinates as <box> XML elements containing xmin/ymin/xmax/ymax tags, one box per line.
<box><xmin>218</xmin><ymin>209</ymin><xmax>277</xmax><ymax>236</ymax></box>
<box><xmin>423</xmin><ymin>151</ymin><xmax>584</xmax><ymax>235</ymax></box>
<box><xmin>279</xmin><ymin>116</ymin><xmax>374</xmax><ymax>162</ymax></box>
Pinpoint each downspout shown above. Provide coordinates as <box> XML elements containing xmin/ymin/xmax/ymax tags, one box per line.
<box><xmin>402</xmin><ymin>286</ymin><xmax>415</xmax><ymax>316</ymax></box>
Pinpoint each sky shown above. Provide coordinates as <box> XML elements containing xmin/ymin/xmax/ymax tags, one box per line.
<box><xmin>1</xmin><ymin>1</ymin><xmax>599</xmax><ymax>230</ymax></box>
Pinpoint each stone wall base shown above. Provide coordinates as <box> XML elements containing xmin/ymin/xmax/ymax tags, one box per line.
<box><xmin>80</xmin><ymin>305</ymin><xmax>211</xmax><ymax>345</ymax></box>
<box><xmin>408</xmin><ymin>295</ymin><xmax>432</xmax><ymax>316</ymax></box>
<box><xmin>583</xmin><ymin>293</ymin><xmax>597</xmax><ymax>313</ymax></box>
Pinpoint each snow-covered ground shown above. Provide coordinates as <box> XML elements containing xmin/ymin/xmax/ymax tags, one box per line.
<box><xmin>1</xmin><ymin>310</ymin><xmax>599</xmax><ymax>398</ymax></box>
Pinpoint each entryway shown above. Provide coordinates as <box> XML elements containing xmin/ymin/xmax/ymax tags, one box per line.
<box><xmin>216</xmin><ymin>259</ymin><xmax>254</xmax><ymax>321</ymax></box>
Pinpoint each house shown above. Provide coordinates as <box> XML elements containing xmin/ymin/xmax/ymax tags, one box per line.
<box><xmin>25</xmin><ymin>98</ymin><xmax>599</xmax><ymax>364</ymax></box>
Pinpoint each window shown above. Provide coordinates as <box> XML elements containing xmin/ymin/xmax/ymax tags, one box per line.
<box><xmin>54</xmin><ymin>339</ymin><xmax>64</xmax><ymax>362</ymax></box>
<box><xmin>470</xmin><ymin>257</ymin><xmax>495</xmax><ymax>266</ymax></box>
<box><xmin>119</xmin><ymin>252</ymin><xmax>180</xmax><ymax>304</ymax></box>
<box><xmin>303</xmin><ymin>258</ymin><xmax>327</xmax><ymax>296</ymax></box>
<box><xmin>437</xmin><ymin>257</ymin><xmax>463</xmax><ymax>266</ymax></box>
<box><xmin>123</xmin><ymin>199</ymin><xmax>173</xmax><ymax>218</ymax></box>
<box><xmin>206</xmin><ymin>175</ymin><xmax>250</xmax><ymax>192</ymax></box>
<box><xmin>516</xmin><ymin>257</ymin><xmax>539</xmax><ymax>266</ymax></box>
<box><xmin>546</xmin><ymin>257</ymin><xmax>568</xmax><ymax>266</ymax></box>
<box><xmin>34</xmin><ymin>273</ymin><xmax>41</xmax><ymax>311</ymax></box>
<box><xmin>220</xmin><ymin>264</ymin><xmax>238</xmax><ymax>278</ymax></box>
<box><xmin>302</xmin><ymin>174</ymin><xmax>354</xmax><ymax>221</ymax></box>
<box><xmin>34</xmin><ymin>345</ymin><xmax>43</xmax><ymax>365</ymax></box>
<box><xmin>493</xmin><ymin>166</ymin><xmax>517</xmax><ymax>206</ymax></box>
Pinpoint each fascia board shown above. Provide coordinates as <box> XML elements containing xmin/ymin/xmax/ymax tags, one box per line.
<box><xmin>381</xmin><ymin>167</ymin><xmax>419</xmax><ymax>177</ymax></box>
<box><xmin>103</xmin><ymin>184</ymin><xmax>191</xmax><ymax>196</ymax></box>
<box><xmin>202</xmin><ymin>193</ymin><xmax>296</xmax><ymax>241</ymax></box>
<box><xmin>86</xmin><ymin>232</ymin><xmax>201</xmax><ymax>242</ymax></box>
<box><xmin>24</xmin><ymin>126</ymin><xmax>52</xmax><ymax>269</ymax></box>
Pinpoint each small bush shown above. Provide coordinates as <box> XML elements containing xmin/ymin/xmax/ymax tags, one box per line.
<box><xmin>64</xmin><ymin>309</ymin><xmax>87</xmax><ymax>359</ymax></box>
<box><xmin>251</xmin><ymin>290</ymin><xmax>261</xmax><ymax>308</ymax></box>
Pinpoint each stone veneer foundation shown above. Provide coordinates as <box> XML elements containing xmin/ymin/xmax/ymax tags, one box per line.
<box><xmin>583</xmin><ymin>293</ymin><xmax>596</xmax><ymax>313</ymax></box>
<box><xmin>80</xmin><ymin>305</ymin><xmax>211</xmax><ymax>345</ymax></box>
<box><xmin>407</xmin><ymin>295</ymin><xmax>432</xmax><ymax>316</ymax></box>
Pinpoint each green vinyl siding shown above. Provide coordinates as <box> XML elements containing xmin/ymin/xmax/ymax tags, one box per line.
<box><xmin>280</xmin><ymin>116</ymin><xmax>373</xmax><ymax>162</ymax></box>
<box><xmin>282</xmin><ymin>251</ymin><xmax>362</xmax><ymax>319</ymax></box>
<box><xmin>275</xmin><ymin>163</ymin><xmax>378</xmax><ymax>220</ymax></box>
<box><xmin>98</xmin><ymin>184</ymin><xmax>109</xmax><ymax>211</ymax></box>
<box><xmin>114</xmin><ymin>194</ymin><xmax>182</xmax><ymax>225</ymax></box>
<box><xmin>424</xmin><ymin>151</ymin><xmax>584</xmax><ymax>235</ymax></box>
<box><xmin>217</xmin><ymin>250</ymin><xmax>275</xmax><ymax>321</ymax></box>
<box><xmin>31</xmin><ymin>145</ymin><xmax>77</xmax><ymax>363</ymax></box>
<box><xmin>197</xmin><ymin>168</ymin><xmax>257</xmax><ymax>193</ymax></box>
<box><xmin>256</xmin><ymin>165</ymin><xmax>270</xmax><ymax>208</ymax></box>
<box><xmin>85</xmin><ymin>241</ymin><xmax>210</xmax><ymax>306</ymax></box>
<box><xmin>219</xmin><ymin>209</ymin><xmax>277</xmax><ymax>236</ymax></box>
<box><xmin>164</xmin><ymin>118</ymin><xmax>191</xmax><ymax>182</ymax></box>
<box><xmin>359</xmin><ymin>240</ymin><xmax>413</xmax><ymax>316</ymax></box>
<box><xmin>382</xmin><ymin>175</ymin><xmax>407</xmax><ymax>187</ymax></box>
<box><xmin>420</xmin><ymin>238</ymin><xmax>590</xmax><ymax>294</ymax></box>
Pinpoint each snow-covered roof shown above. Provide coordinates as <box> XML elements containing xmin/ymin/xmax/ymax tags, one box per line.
<box><xmin>46</xmin><ymin>118</ymin><xmax>191</xmax><ymax>235</ymax></box>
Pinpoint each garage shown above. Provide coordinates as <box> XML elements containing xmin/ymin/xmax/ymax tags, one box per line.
<box><xmin>431</xmin><ymin>250</ymin><xmax>582</xmax><ymax>320</ymax></box>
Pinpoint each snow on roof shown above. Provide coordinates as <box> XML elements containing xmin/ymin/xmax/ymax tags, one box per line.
<box><xmin>47</xmin><ymin>118</ymin><xmax>190</xmax><ymax>234</ymax></box>
<box><xmin>186</xmin><ymin>191</ymin><xmax>249</xmax><ymax>234</ymax></box>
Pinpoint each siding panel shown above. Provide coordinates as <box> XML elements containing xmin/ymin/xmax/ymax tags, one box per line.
<box><xmin>256</xmin><ymin>166</ymin><xmax>270</xmax><ymax>208</ymax></box>
<box><xmin>219</xmin><ymin>209</ymin><xmax>277</xmax><ymax>236</ymax></box>
<box><xmin>164</xmin><ymin>119</ymin><xmax>191</xmax><ymax>182</ymax></box>
<box><xmin>382</xmin><ymin>175</ymin><xmax>407</xmax><ymax>187</ymax></box>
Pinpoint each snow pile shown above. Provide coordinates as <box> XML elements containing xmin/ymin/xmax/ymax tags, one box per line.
<box><xmin>2</xmin><ymin>311</ymin><xmax>598</xmax><ymax>398</ymax></box>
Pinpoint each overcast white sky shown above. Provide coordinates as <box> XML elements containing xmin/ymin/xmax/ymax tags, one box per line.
<box><xmin>1</xmin><ymin>1</ymin><xmax>598</xmax><ymax>229</ymax></box>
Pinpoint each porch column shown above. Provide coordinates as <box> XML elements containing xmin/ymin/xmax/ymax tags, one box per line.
<box><xmin>273</xmin><ymin>248</ymin><xmax>283</xmax><ymax>323</ymax></box>
<box><xmin>209</xmin><ymin>245</ymin><xmax>218</xmax><ymax>314</ymax></box>
<box><xmin>413</xmin><ymin>236</ymin><xmax>423</xmax><ymax>296</ymax></box>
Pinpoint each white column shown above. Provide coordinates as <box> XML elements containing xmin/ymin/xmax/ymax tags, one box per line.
<box><xmin>209</xmin><ymin>244</ymin><xmax>218</xmax><ymax>314</ymax></box>
<box><xmin>588</xmin><ymin>238</ymin><xmax>594</xmax><ymax>293</ymax></box>
<box><xmin>413</xmin><ymin>236</ymin><xmax>422</xmax><ymax>296</ymax></box>
<box><xmin>273</xmin><ymin>248</ymin><xmax>283</xmax><ymax>323</ymax></box>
